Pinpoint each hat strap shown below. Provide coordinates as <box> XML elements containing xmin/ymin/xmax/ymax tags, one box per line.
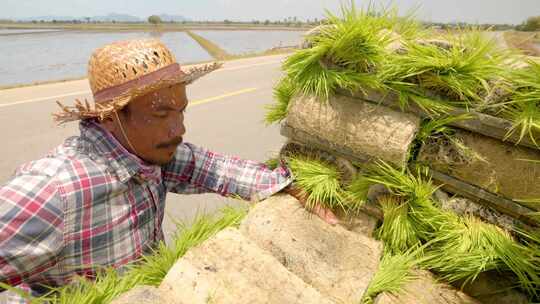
<box><xmin>114</xmin><ymin>110</ymin><xmax>139</xmax><ymax>156</ymax></box>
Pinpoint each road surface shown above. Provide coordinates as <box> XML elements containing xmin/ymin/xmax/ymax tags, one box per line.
<box><xmin>0</xmin><ymin>54</ymin><xmax>289</xmax><ymax>241</ymax></box>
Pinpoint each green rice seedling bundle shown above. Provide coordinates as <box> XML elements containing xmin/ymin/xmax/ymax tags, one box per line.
<box><xmin>502</xmin><ymin>60</ymin><xmax>540</xmax><ymax>145</ymax></box>
<box><xmin>379</xmin><ymin>32</ymin><xmax>509</xmax><ymax>114</ymax></box>
<box><xmin>268</xmin><ymin>4</ymin><xmax>540</xmax><ymax>149</ymax></box>
<box><xmin>362</xmin><ymin>247</ymin><xmax>421</xmax><ymax>304</ymax></box>
<box><xmin>277</xmin><ymin>4</ymin><xmax>421</xmax><ymax>104</ymax></box>
<box><xmin>286</xmin><ymin>155</ymin><xmax>347</xmax><ymax>212</ymax></box>
<box><xmin>284</xmin><ymin>151</ymin><xmax>540</xmax><ymax>299</ymax></box>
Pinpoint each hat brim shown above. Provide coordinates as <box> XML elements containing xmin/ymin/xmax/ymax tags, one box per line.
<box><xmin>53</xmin><ymin>62</ymin><xmax>222</xmax><ymax>124</ymax></box>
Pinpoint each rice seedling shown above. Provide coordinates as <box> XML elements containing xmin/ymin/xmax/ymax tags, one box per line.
<box><xmin>281</xmin><ymin>3</ymin><xmax>418</xmax><ymax>101</ymax></box>
<box><xmin>376</xmin><ymin>195</ymin><xmax>421</xmax><ymax>254</ymax></box>
<box><xmin>415</xmin><ymin>114</ymin><xmax>472</xmax><ymax>143</ymax></box>
<box><xmin>362</xmin><ymin>247</ymin><xmax>422</xmax><ymax>304</ymax></box>
<box><xmin>35</xmin><ymin>207</ymin><xmax>247</xmax><ymax>304</ymax></box>
<box><xmin>502</xmin><ymin>60</ymin><xmax>540</xmax><ymax>146</ymax></box>
<box><xmin>342</xmin><ymin>173</ymin><xmax>372</xmax><ymax>203</ymax></box>
<box><xmin>264</xmin><ymin>77</ymin><xmax>294</xmax><ymax>125</ymax></box>
<box><xmin>282</xmin><ymin>44</ymin><xmax>381</xmax><ymax>100</ymax></box>
<box><xmin>380</xmin><ymin>31</ymin><xmax>508</xmax><ymax>113</ymax></box>
<box><xmin>264</xmin><ymin>156</ymin><xmax>280</xmax><ymax>170</ymax></box>
<box><xmin>423</xmin><ymin>216</ymin><xmax>540</xmax><ymax>296</ymax></box>
<box><xmin>360</xmin><ymin>161</ymin><xmax>437</xmax><ymax>204</ymax></box>
<box><xmin>358</xmin><ymin>161</ymin><xmax>540</xmax><ymax>296</ymax></box>
<box><xmin>286</xmin><ymin>155</ymin><xmax>347</xmax><ymax>212</ymax></box>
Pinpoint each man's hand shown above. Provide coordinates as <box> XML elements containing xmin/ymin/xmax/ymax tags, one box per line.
<box><xmin>284</xmin><ymin>185</ymin><xmax>339</xmax><ymax>225</ymax></box>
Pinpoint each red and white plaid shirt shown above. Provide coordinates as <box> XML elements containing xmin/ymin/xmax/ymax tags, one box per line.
<box><xmin>0</xmin><ymin>120</ymin><xmax>292</xmax><ymax>303</ymax></box>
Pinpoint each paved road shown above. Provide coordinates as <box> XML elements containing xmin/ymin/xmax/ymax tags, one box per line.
<box><xmin>0</xmin><ymin>54</ymin><xmax>289</xmax><ymax>241</ymax></box>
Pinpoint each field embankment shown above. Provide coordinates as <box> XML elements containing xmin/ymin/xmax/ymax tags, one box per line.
<box><xmin>185</xmin><ymin>30</ymin><xmax>298</xmax><ymax>61</ymax></box>
<box><xmin>504</xmin><ymin>31</ymin><xmax>540</xmax><ymax>56</ymax></box>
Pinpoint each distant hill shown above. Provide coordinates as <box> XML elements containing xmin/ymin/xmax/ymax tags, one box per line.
<box><xmin>91</xmin><ymin>13</ymin><xmax>142</xmax><ymax>22</ymax></box>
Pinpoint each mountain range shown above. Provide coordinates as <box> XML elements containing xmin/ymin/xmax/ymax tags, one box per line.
<box><xmin>16</xmin><ymin>13</ymin><xmax>189</xmax><ymax>22</ymax></box>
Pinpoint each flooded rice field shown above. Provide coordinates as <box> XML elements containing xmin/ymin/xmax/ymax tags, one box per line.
<box><xmin>0</xmin><ymin>29</ymin><xmax>63</xmax><ymax>35</ymax></box>
<box><xmin>0</xmin><ymin>29</ymin><xmax>304</xmax><ymax>87</ymax></box>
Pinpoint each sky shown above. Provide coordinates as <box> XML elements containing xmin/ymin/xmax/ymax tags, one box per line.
<box><xmin>2</xmin><ymin>0</ymin><xmax>539</xmax><ymax>24</ymax></box>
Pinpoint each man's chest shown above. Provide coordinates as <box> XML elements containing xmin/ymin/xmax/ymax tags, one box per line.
<box><xmin>59</xmin><ymin>177</ymin><xmax>167</xmax><ymax>271</ymax></box>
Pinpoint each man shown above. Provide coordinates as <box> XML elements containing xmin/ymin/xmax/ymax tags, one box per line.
<box><xmin>0</xmin><ymin>39</ymin><xmax>337</xmax><ymax>302</ymax></box>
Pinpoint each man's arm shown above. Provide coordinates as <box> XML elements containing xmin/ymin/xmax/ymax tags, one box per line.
<box><xmin>162</xmin><ymin>143</ymin><xmax>339</xmax><ymax>225</ymax></box>
<box><xmin>0</xmin><ymin>172</ymin><xmax>64</xmax><ymax>303</ymax></box>
<box><xmin>162</xmin><ymin>143</ymin><xmax>292</xmax><ymax>201</ymax></box>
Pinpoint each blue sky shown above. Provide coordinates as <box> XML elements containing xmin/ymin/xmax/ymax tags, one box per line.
<box><xmin>2</xmin><ymin>0</ymin><xmax>539</xmax><ymax>24</ymax></box>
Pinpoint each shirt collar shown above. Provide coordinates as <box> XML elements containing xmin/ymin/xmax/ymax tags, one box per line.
<box><xmin>79</xmin><ymin>119</ymin><xmax>160</xmax><ymax>183</ymax></box>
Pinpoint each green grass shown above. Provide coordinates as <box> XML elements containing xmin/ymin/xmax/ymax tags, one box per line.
<box><xmin>376</xmin><ymin>195</ymin><xmax>422</xmax><ymax>255</ymax></box>
<box><xmin>264</xmin><ymin>77</ymin><xmax>295</xmax><ymax>124</ymax></box>
<box><xmin>422</xmin><ymin>215</ymin><xmax>540</xmax><ymax>293</ymax></box>
<box><xmin>415</xmin><ymin>114</ymin><xmax>472</xmax><ymax>143</ymax></box>
<box><xmin>502</xmin><ymin>60</ymin><xmax>540</xmax><ymax>145</ymax></box>
<box><xmin>286</xmin><ymin>155</ymin><xmax>347</xmax><ymax>212</ymax></box>
<box><xmin>380</xmin><ymin>31</ymin><xmax>509</xmax><ymax>114</ymax></box>
<box><xmin>15</xmin><ymin>206</ymin><xmax>248</xmax><ymax>304</ymax></box>
<box><xmin>358</xmin><ymin>161</ymin><xmax>540</xmax><ymax>297</ymax></box>
<box><xmin>279</xmin><ymin>3</ymin><xmax>418</xmax><ymax>101</ymax></box>
<box><xmin>362</xmin><ymin>248</ymin><xmax>421</xmax><ymax>304</ymax></box>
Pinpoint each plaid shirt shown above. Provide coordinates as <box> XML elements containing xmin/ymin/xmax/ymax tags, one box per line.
<box><xmin>0</xmin><ymin>120</ymin><xmax>292</xmax><ymax>303</ymax></box>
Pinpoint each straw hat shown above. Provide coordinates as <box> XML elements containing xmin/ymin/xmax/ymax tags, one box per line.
<box><xmin>54</xmin><ymin>39</ymin><xmax>221</xmax><ymax>123</ymax></box>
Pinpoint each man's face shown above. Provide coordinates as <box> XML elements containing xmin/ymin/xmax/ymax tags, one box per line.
<box><xmin>106</xmin><ymin>83</ymin><xmax>188</xmax><ymax>165</ymax></box>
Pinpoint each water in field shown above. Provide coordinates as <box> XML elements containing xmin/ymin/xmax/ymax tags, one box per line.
<box><xmin>193</xmin><ymin>30</ymin><xmax>304</xmax><ymax>54</ymax></box>
<box><xmin>0</xmin><ymin>30</ymin><xmax>212</xmax><ymax>87</ymax></box>
<box><xmin>0</xmin><ymin>29</ymin><xmax>304</xmax><ymax>87</ymax></box>
<box><xmin>0</xmin><ymin>28</ymin><xmax>62</xmax><ymax>35</ymax></box>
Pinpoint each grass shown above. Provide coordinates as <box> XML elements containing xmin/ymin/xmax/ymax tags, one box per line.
<box><xmin>279</xmin><ymin>3</ymin><xmax>419</xmax><ymax>101</ymax></box>
<box><xmin>286</xmin><ymin>155</ymin><xmax>347</xmax><ymax>212</ymax></box>
<box><xmin>502</xmin><ymin>60</ymin><xmax>540</xmax><ymax>145</ymax></box>
<box><xmin>264</xmin><ymin>77</ymin><xmax>295</xmax><ymax>124</ymax></box>
<box><xmin>356</xmin><ymin>161</ymin><xmax>540</xmax><ymax>297</ymax></box>
<box><xmin>5</xmin><ymin>206</ymin><xmax>248</xmax><ymax>304</ymax></box>
<box><xmin>380</xmin><ymin>31</ymin><xmax>509</xmax><ymax>114</ymax></box>
<box><xmin>415</xmin><ymin>114</ymin><xmax>472</xmax><ymax>143</ymax></box>
<box><xmin>362</xmin><ymin>248</ymin><xmax>421</xmax><ymax>303</ymax></box>
<box><xmin>423</xmin><ymin>215</ymin><xmax>540</xmax><ymax>293</ymax></box>
<box><xmin>376</xmin><ymin>195</ymin><xmax>422</xmax><ymax>255</ymax></box>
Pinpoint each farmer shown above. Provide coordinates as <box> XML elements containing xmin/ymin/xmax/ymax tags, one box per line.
<box><xmin>0</xmin><ymin>39</ymin><xmax>338</xmax><ymax>302</ymax></box>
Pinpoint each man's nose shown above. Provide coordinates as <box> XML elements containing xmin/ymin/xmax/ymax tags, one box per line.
<box><xmin>169</xmin><ymin>116</ymin><xmax>185</xmax><ymax>139</ymax></box>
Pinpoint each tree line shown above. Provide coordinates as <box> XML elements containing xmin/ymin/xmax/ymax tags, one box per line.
<box><xmin>3</xmin><ymin>15</ymin><xmax>540</xmax><ymax>31</ymax></box>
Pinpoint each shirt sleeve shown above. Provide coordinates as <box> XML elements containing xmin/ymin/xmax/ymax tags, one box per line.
<box><xmin>162</xmin><ymin>143</ymin><xmax>293</xmax><ymax>202</ymax></box>
<box><xmin>0</xmin><ymin>172</ymin><xmax>64</xmax><ymax>301</ymax></box>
